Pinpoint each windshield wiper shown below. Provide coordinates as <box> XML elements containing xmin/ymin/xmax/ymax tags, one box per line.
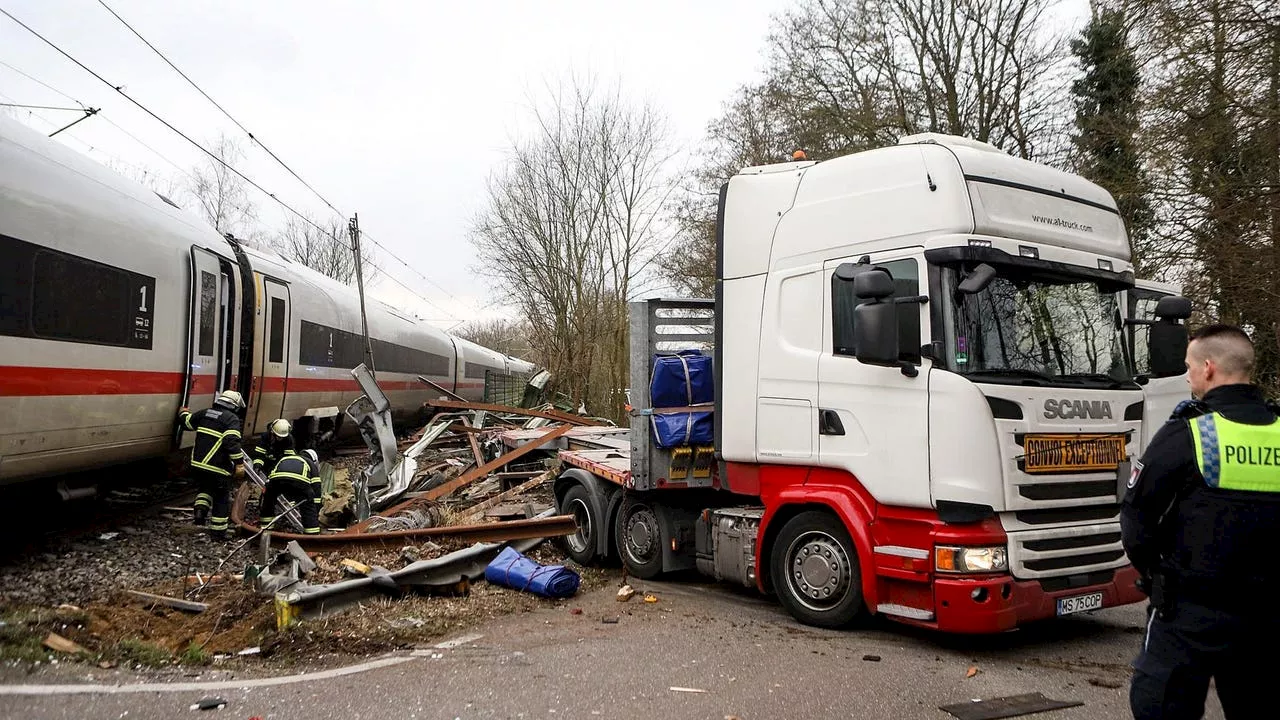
<box><xmin>964</xmin><ymin>368</ymin><xmax>1054</xmax><ymax>386</ymax></box>
<box><xmin>1057</xmin><ymin>372</ymin><xmax>1133</xmax><ymax>389</ymax></box>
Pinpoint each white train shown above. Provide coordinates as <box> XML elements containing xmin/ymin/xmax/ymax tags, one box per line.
<box><xmin>0</xmin><ymin>114</ymin><xmax>534</xmax><ymax>485</ymax></box>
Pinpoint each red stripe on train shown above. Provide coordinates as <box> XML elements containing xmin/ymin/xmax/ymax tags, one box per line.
<box><xmin>0</xmin><ymin>366</ymin><xmax>218</xmax><ymax>397</ymax></box>
<box><xmin>0</xmin><ymin>366</ymin><xmax>480</xmax><ymax>397</ymax></box>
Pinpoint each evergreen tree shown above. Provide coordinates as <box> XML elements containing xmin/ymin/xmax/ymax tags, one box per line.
<box><xmin>1070</xmin><ymin>7</ymin><xmax>1154</xmax><ymax>271</ymax></box>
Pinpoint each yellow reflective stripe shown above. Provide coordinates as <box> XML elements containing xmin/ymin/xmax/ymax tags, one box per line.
<box><xmin>181</xmin><ymin>413</ymin><xmax>194</xmax><ymax>430</ymax></box>
<box><xmin>270</xmin><ymin>472</ymin><xmax>311</xmax><ymax>483</ymax></box>
<box><xmin>303</xmin><ymin>528</ymin><xmax>320</xmax><ymax>534</ymax></box>
<box><xmin>224</xmin><ymin>430</ymin><xmax>242</xmax><ymax>439</ymax></box>
<box><xmin>192</xmin><ymin>462</ymin><xmax>230</xmax><ymax>476</ymax></box>
<box><xmin>195</xmin><ymin>427</ymin><xmax>223</xmax><ymax>438</ymax></box>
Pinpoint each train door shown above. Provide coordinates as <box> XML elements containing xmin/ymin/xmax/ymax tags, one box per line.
<box><xmin>179</xmin><ymin>247</ymin><xmax>234</xmax><ymax>448</ymax></box>
<box><xmin>250</xmin><ymin>278</ymin><xmax>291</xmax><ymax>431</ymax></box>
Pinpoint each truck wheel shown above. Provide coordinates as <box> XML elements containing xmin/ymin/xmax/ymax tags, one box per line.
<box><xmin>770</xmin><ymin>511</ymin><xmax>864</xmax><ymax>628</ymax></box>
<box><xmin>616</xmin><ymin>498</ymin><xmax>664</xmax><ymax>579</ymax></box>
<box><xmin>558</xmin><ymin>485</ymin><xmax>598</xmax><ymax>565</ymax></box>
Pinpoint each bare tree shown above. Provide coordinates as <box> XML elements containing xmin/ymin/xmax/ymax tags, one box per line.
<box><xmin>470</xmin><ymin>77</ymin><xmax>675</xmax><ymax>419</ymax></box>
<box><xmin>187</xmin><ymin>133</ymin><xmax>257</xmax><ymax>236</ymax></box>
<box><xmin>270</xmin><ymin>214</ymin><xmax>378</xmax><ymax>285</ymax></box>
<box><xmin>663</xmin><ymin>0</ymin><xmax>1071</xmax><ymax>295</ymax></box>
<box><xmin>455</xmin><ymin>317</ymin><xmax>533</xmax><ymax>359</ymax></box>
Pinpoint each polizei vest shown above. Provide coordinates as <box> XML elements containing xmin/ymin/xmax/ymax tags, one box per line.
<box><xmin>1190</xmin><ymin>413</ymin><xmax>1280</xmax><ymax>492</ymax></box>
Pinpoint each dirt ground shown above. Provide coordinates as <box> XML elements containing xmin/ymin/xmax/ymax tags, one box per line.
<box><xmin>0</xmin><ymin>541</ymin><xmax>613</xmax><ymax>678</ymax></box>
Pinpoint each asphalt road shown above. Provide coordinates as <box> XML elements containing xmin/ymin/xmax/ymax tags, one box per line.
<box><xmin>0</xmin><ymin>578</ymin><xmax>1225</xmax><ymax>720</ymax></box>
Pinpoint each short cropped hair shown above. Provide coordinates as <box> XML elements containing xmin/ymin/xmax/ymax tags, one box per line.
<box><xmin>1189</xmin><ymin>323</ymin><xmax>1254</xmax><ymax>378</ymax></box>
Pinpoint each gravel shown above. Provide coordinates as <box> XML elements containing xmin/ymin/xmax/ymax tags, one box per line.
<box><xmin>0</xmin><ymin>511</ymin><xmax>253</xmax><ymax>608</ymax></box>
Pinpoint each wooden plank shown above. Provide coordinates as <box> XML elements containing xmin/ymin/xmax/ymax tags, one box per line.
<box><xmin>460</xmin><ymin>471</ymin><xmax>552</xmax><ymax>522</ymax></box>
<box><xmin>422</xmin><ymin>425</ymin><xmax>570</xmax><ymax>502</ymax></box>
<box><xmin>347</xmin><ymin>425</ymin><xmax>572</xmax><ymax>530</ymax></box>
<box><xmin>43</xmin><ymin>632</ymin><xmax>87</xmax><ymax>654</ymax></box>
<box><xmin>428</xmin><ymin>400</ymin><xmax>602</xmax><ymax>426</ymax></box>
<box><xmin>125</xmin><ymin>590</ymin><xmax>209</xmax><ymax>614</ymax></box>
<box><xmin>463</xmin><ymin>418</ymin><xmax>487</xmax><ymax>468</ymax></box>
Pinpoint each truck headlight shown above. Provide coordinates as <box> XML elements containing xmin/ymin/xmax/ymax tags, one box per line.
<box><xmin>935</xmin><ymin>545</ymin><xmax>1008</xmax><ymax>574</ymax></box>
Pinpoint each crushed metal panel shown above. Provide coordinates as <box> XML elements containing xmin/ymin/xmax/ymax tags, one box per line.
<box><xmin>939</xmin><ymin>693</ymin><xmax>1084</xmax><ymax>720</ymax></box>
<box><xmin>243</xmin><ymin>458</ymin><xmax>305</xmax><ymax>532</ymax></box>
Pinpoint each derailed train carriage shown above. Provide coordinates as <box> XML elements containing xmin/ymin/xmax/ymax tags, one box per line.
<box><xmin>0</xmin><ymin>114</ymin><xmax>533</xmax><ymax>487</ymax></box>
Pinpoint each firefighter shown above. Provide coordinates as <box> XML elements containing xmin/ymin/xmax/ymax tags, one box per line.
<box><xmin>251</xmin><ymin>419</ymin><xmax>293</xmax><ymax>474</ymax></box>
<box><xmin>260</xmin><ymin>442</ymin><xmax>322</xmax><ymax>534</ymax></box>
<box><xmin>1121</xmin><ymin>324</ymin><xmax>1280</xmax><ymax>719</ymax></box>
<box><xmin>178</xmin><ymin>390</ymin><xmax>246</xmax><ymax>540</ymax></box>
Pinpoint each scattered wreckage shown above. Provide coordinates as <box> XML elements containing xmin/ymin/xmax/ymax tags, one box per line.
<box><xmin>217</xmin><ymin>363</ymin><xmax>605</xmax><ymax>626</ymax></box>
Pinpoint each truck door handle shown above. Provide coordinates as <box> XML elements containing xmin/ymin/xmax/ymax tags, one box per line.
<box><xmin>819</xmin><ymin>409</ymin><xmax>845</xmax><ymax>436</ymax></box>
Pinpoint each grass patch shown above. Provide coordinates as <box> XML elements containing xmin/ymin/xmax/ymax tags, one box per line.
<box><xmin>115</xmin><ymin>639</ymin><xmax>171</xmax><ymax>667</ymax></box>
<box><xmin>179</xmin><ymin>641</ymin><xmax>210</xmax><ymax>666</ymax></box>
<box><xmin>0</xmin><ymin>623</ymin><xmax>52</xmax><ymax>664</ymax></box>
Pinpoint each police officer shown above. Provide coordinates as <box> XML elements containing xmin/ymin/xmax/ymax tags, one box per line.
<box><xmin>178</xmin><ymin>390</ymin><xmax>246</xmax><ymax>540</ymax></box>
<box><xmin>260</xmin><ymin>444</ymin><xmax>322</xmax><ymax>534</ymax></box>
<box><xmin>1122</xmin><ymin>324</ymin><xmax>1280</xmax><ymax>718</ymax></box>
<box><xmin>251</xmin><ymin>419</ymin><xmax>293</xmax><ymax>474</ymax></box>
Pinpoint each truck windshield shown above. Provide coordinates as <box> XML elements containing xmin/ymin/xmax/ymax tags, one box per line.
<box><xmin>941</xmin><ymin>265</ymin><xmax>1135</xmax><ymax>388</ymax></box>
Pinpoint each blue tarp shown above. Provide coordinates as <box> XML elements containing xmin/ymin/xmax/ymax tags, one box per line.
<box><xmin>650</xmin><ymin>350</ymin><xmax>714</xmax><ymax>408</ymax></box>
<box><xmin>651</xmin><ymin>410</ymin><xmax>714</xmax><ymax>448</ymax></box>
<box><xmin>484</xmin><ymin>546</ymin><xmax>580</xmax><ymax>599</ymax></box>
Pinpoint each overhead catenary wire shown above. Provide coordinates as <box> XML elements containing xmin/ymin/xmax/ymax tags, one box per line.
<box><xmin>2</xmin><ymin>4</ymin><xmax>463</xmax><ymax>322</ymax></box>
<box><xmin>94</xmin><ymin>0</ymin><xmax>475</xmax><ymax>321</ymax></box>
<box><xmin>0</xmin><ymin>101</ymin><xmax>84</xmax><ymax>111</ymax></box>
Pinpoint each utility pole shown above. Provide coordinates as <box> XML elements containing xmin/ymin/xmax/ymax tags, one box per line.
<box><xmin>349</xmin><ymin>213</ymin><xmax>375</xmax><ymax>373</ymax></box>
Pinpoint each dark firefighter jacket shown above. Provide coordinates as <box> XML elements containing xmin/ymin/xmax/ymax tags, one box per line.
<box><xmin>179</xmin><ymin>406</ymin><xmax>244</xmax><ymax>476</ymax></box>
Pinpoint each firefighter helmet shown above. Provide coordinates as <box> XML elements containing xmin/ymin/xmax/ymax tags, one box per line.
<box><xmin>269</xmin><ymin>419</ymin><xmax>291</xmax><ymax>438</ymax></box>
<box><xmin>302</xmin><ymin>449</ymin><xmax>318</xmax><ymax>465</ymax></box>
<box><xmin>215</xmin><ymin>390</ymin><xmax>244</xmax><ymax>409</ymax></box>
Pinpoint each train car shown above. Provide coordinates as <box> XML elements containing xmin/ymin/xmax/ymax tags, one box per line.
<box><xmin>0</xmin><ymin>114</ymin><xmax>534</xmax><ymax>486</ymax></box>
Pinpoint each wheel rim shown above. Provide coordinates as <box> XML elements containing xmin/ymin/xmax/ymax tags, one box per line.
<box><xmin>566</xmin><ymin>497</ymin><xmax>592</xmax><ymax>554</ymax></box>
<box><xmin>622</xmin><ymin>505</ymin><xmax>660</xmax><ymax>566</ymax></box>
<box><xmin>784</xmin><ymin>530</ymin><xmax>853</xmax><ymax>612</ymax></box>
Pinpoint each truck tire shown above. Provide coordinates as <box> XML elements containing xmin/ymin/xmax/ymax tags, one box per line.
<box><xmin>616</xmin><ymin>497</ymin><xmax>664</xmax><ymax>579</ymax></box>
<box><xmin>770</xmin><ymin>511</ymin><xmax>864</xmax><ymax>628</ymax></box>
<box><xmin>558</xmin><ymin>485</ymin><xmax>598</xmax><ymax>565</ymax></box>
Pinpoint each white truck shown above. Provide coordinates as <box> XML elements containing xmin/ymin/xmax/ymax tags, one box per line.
<box><xmin>553</xmin><ymin>134</ymin><xmax>1191</xmax><ymax>633</ymax></box>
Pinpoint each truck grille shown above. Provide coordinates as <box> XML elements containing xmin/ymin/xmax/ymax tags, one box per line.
<box><xmin>1007</xmin><ymin>523</ymin><xmax>1129</xmax><ymax>580</ymax></box>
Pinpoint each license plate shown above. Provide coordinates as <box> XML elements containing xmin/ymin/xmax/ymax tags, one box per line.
<box><xmin>1056</xmin><ymin>592</ymin><xmax>1104</xmax><ymax>616</ymax></box>
<box><xmin>1024</xmin><ymin>434</ymin><xmax>1125</xmax><ymax>474</ymax></box>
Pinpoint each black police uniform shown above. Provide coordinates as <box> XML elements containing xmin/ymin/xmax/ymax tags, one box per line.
<box><xmin>178</xmin><ymin>404</ymin><xmax>244</xmax><ymax>537</ymax></box>
<box><xmin>260</xmin><ymin>450</ymin><xmax>322</xmax><ymax>534</ymax></box>
<box><xmin>1121</xmin><ymin>383</ymin><xmax>1280</xmax><ymax>719</ymax></box>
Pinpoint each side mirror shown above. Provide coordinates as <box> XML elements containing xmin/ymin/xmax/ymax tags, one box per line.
<box><xmin>1154</xmin><ymin>295</ymin><xmax>1192</xmax><ymax>321</ymax></box>
<box><xmin>957</xmin><ymin>263</ymin><xmax>998</xmax><ymax>295</ymax></box>
<box><xmin>853</xmin><ymin>268</ymin><xmax>894</xmax><ymax>300</ymax></box>
<box><xmin>852</xmin><ymin>268</ymin><xmax>898</xmax><ymax>365</ymax></box>
<box><xmin>1148</xmin><ymin>296</ymin><xmax>1192</xmax><ymax>378</ymax></box>
<box><xmin>853</xmin><ymin>302</ymin><xmax>899</xmax><ymax>365</ymax></box>
<box><xmin>834</xmin><ymin>262</ymin><xmax>861</xmax><ymax>282</ymax></box>
<box><xmin>1149</xmin><ymin>323</ymin><xmax>1188</xmax><ymax>378</ymax></box>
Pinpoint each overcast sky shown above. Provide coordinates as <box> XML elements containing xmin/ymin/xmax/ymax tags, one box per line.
<box><xmin>1</xmin><ymin>0</ymin><xmax>1089</xmax><ymax>330</ymax></box>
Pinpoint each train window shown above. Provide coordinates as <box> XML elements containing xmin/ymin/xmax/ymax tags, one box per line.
<box><xmin>2</xmin><ymin>234</ymin><xmax>155</xmax><ymax>349</ymax></box>
<box><xmin>465</xmin><ymin>362</ymin><xmax>488</xmax><ymax>379</ymax></box>
<box><xmin>32</xmin><ymin>250</ymin><xmax>132</xmax><ymax>346</ymax></box>
<box><xmin>198</xmin><ymin>271</ymin><xmax>217</xmax><ymax>356</ymax></box>
<box><xmin>269</xmin><ymin>297</ymin><xmax>286</xmax><ymax>364</ymax></box>
<box><xmin>298</xmin><ymin>319</ymin><xmax>449</xmax><ymax>374</ymax></box>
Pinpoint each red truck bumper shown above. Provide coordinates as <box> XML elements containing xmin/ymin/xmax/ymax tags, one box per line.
<box><xmin>921</xmin><ymin>566</ymin><xmax>1146</xmax><ymax>634</ymax></box>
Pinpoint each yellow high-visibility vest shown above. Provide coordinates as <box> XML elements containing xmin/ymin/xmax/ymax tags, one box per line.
<box><xmin>1189</xmin><ymin>412</ymin><xmax>1280</xmax><ymax>492</ymax></box>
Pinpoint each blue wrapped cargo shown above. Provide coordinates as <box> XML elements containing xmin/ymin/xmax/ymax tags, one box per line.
<box><xmin>649</xmin><ymin>349</ymin><xmax>714</xmax><ymax>448</ymax></box>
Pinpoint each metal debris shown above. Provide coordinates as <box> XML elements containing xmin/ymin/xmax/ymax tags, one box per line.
<box><xmin>939</xmin><ymin>693</ymin><xmax>1083</xmax><ymax>720</ymax></box>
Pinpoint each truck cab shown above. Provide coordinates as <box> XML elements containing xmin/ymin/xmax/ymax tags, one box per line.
<box><xmin>555</xmin><ymin>133</ymin><xmax>1191</xmax><ymax>633</ymax></box>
